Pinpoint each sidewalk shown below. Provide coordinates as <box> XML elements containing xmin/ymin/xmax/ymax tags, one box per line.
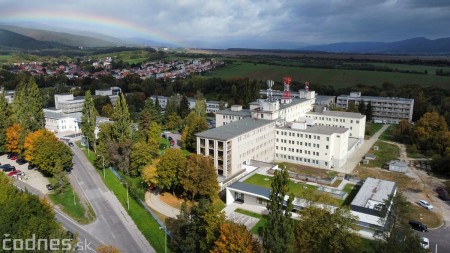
<box><xmin>145</xmin><ymin>191</ymin><xmax>180</xmax><ymax>219</ymax></box>
<box><xmin>335</xmin><ymin>124</ymin><xmax>390</xmax><ymax>174</ymax></box>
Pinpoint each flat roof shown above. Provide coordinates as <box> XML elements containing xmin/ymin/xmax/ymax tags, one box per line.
<box><xmin>337</xmin><ymin>95</ymin><xmax>414</xmax><ymax>102</ymax></box>
<box><xmin>216</xmin><ymin>108</ymin><xmax>252</xmax><ymax>117</ymax></box>
<box><xmin>351</xmin><ymin>177</ymin><xmax>396</xmax><ymax>208</ymax></box>
<box><xmin>306</xmin><ymin>110</ymin><xmax>365</xmax><ymax>119</ymax></box>
<box><xmin>227</xmin><ymin>182</ymin><xmax>271</xmax><ymax>199</ymax></box>
<box><xmin>315</xmin><ymin>95</ymin><xmax>335</xmax><ymax>104</ymax></box>
<box><xmin>279</xmin><ymin>98</ymin><xmax>310</xmax><ymax>110</ymax></box>
<box><xmin>196</xmin><ymin>118</ymin><xmax>274</xmax><ymax>141</ymax></box>
<box><xmin>279</xmin><ymin>124</ymin><xmax>348</xmax><ymax>135</ymax></box>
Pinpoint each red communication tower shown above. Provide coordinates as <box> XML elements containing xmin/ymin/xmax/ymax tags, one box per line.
<box><xmin>305</xmin><ymin>81</ymin><xmax>310</xmax><ymax>92</ymax></box>
<box><xmin>282</xmin><ymin>77</ymin><xmax>292</xmax><ymax>99</ymax></box>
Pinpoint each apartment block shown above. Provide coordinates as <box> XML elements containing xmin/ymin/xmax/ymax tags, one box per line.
<box><xmin>336</xmin><ymin>92</ymin><xmax>414</xmax><ymax>123</ymax></box>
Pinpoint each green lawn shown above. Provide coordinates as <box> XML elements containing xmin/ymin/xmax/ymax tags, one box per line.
<box><xmin>48</xmin><ymin>186</ymin><xmax>95</xmax><ymax>224</ymax></box>
<box><xmin>366</xmin><ymin>141</ymin><xmax>400</xmax><ymax>168</ymax></box>
<box><xmin>370</xmin><ymin>62</ymin><xmax>450</xmax><ymax>74</ymax></box>
<box><xmin>77</xmin><ymin>142</ymin><xmax>169</xmax><ymax>253</ymax></box>
<box><xmin>365</xmin><ymin>122</ymin><xmax>383</xmax><ymax>139</ymax></box>
<box><xmin>234</xmin><ymin>208</ymin><xmax>268</xmax><ymax>235</ymax></box>
<box><xmin>205</xmin><ymin>62</ymin><xmax>450</xmax><ymax>89</ymax></box>
<box><xmin>360</xmin><ymin>237</ymin><xmax>377</xmax><ymax>253</ymax></box>
<box><xmin>379</xmin><ymin>124</ymin><xmax>396</xmax><ymax>142</ymax></box>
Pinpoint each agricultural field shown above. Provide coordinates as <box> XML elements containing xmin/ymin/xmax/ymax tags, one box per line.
<box><xmin>204</xmin><ymin>61</ymin><xmax>450</xmax><ymax>89</ymax></box>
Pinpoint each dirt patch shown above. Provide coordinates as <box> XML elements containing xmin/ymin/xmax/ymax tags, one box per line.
<box><xmin>159</xmin><ymin>192</ymin><xmax>183</xmax><ymax>209</ymax></box>
<box><xmin>284</xmin><ymin>162</ymin><xmax>341</xmax><ymax>179</ymax></box>
<box><xmin>408</xmin><ymin>204</ymin><xmax>442</xmax><ymax>229</ymax></box>
<box><xmin>353</xmin><ymin>166</ymin><xmax>421</xmax><ymax>191</ymax></box>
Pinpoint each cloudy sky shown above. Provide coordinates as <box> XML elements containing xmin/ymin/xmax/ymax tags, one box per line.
<box><xmin>1</xmin><ymin>0</ymin><xmax>450</xmax><ymax>48</ymax></box>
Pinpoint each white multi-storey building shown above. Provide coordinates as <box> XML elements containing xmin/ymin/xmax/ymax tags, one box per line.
<box><xmin>196</xmin><ymin>118</ymin><xmax>276</xmax><ymax>178</ymax></box>
<box><xmin>197</xmin><ymin>81</ymin><xmax>366</xmax><ymax>178</ymax></box>
<box><xmin>54</xmin><ymin>94</ymin><xmax>85</xmax><ymax>114</ymax></box>
<box><xmin>150</xmin><ymin>95</ymin><xmax>228</xmax><ymax>113</ymax></box>
<box><xmin>336</xmin><ymin>92</ymin><xmax>414</xmax><ymax>123</ymax></box>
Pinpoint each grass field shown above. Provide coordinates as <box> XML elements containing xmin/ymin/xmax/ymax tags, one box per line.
<box><xmin>365</xmin><ymin>122</ymin><xmax>383</xmax><ymax>139</ymax></box>
<box><xmin>48</xmin><ymin>185</ymin><xmax>95</xmax><ymax>224</ymax></box>
<box><xmin>204</xmin><ymin>62</ymin><xmax>450</xmax><ymax>88</ymax></box>
<box><xmin>408</xmin><ymin>204</ymin><xmax>442</xmax><ymax>229</ymax></box>
<box><xmin>379</xmin><ymin>124</ymin><xmax>396</xmax><ymax>142</ymax></box>
<box><xmin>370</xmin><ymin>62</ymin><xmax>450</xmax><ymax>74</ymax></box>
<box><xmin>243</xmin><ymin>174</ymin><xmax>318</xmax><ymax>196</ymax></box>
<box><xmin>365</xmin><ymin>141</ymin><xmax>400</xmax><ymax>168</ymax></box>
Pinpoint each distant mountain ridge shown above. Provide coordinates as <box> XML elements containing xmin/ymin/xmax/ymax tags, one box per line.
<box><xmin>0</xmin><ymin>28</ymin><xmax>70</xmax><ymax>50</ymax></box>
<box><xmin>299</xmin><ymin>37</ymin><xmax>450</xmax><ymax>54</ymax></box>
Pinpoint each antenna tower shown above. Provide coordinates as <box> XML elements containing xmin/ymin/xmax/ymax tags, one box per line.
<box><xmin>282</xmin><ymin>77</ymin><xmax>292</xmax><ymax>99</ymax></box>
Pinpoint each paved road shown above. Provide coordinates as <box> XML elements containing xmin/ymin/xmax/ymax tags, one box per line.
<box><xmin>70</xmin><ymin>145</ymin><xmax>155</xmax><ymax>253</ymax></box>
<box><xmin>420</xmin><ymin>220</ymin><xmax>450</xmax><ymax>253</ymax></box>
<box><xmin>13</xmin><ymin>181</ymin><xmax>102</xmax><ymax>252</ymax></box>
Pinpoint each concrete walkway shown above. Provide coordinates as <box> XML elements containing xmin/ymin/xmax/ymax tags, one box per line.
<box><xmin>145</xmin><ymin>191</ymin><xmax>180</xmax><ymax>219</ymax></box>
<box><xmin>334</xmin><ymin>124</ymin><xmax>390</xmax><ymax>174</ymax></box>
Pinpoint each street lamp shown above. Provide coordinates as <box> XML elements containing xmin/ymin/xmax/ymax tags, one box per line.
<box><xmin>97</xmin><ymin>155</ymin><xmax>105</xmax><ymax>179</ymax></box>
<box><xmin>159</xmin><ymin>226</ymin><xmax>167</xmax><ymax>253</ymax></box>
<box><xmin>122</xmin><ymin>182</ymin><xmax>129</xmax><ymax>211</ymax></box>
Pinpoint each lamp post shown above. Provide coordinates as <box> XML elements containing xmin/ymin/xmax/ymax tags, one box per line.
<box><xmin>159</xmin><ymin>226</ymin><xmax>167</xmax><ymax>253</ymax></box>
<box><xmin>97</xmin><ymin>155</ymin><xmax>106</xmax><ymax>179</ymax></box>
<box><xmin>122</xmin><ymin>182</ymin><xmax>129</xmax><ymax>210</ymax></box>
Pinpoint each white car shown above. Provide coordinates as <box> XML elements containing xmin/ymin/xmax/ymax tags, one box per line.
<box><xmin>420</xmin><ymin>237</ymin><xmax>429</xmax><ymax>249</ymax></box>
<box><xmin>419</xmin><ymin>200</ymin><xmax>433</xmax><ymax>210</ymax></box>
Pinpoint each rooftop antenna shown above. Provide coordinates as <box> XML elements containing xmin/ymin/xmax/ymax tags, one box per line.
<box><xmin>282</xmin><ymin>77</ymin><xmax>292</xmax><ymax>99</ymax></box>
<box><xmin>305</xmin><ymin>81</ymin><xmax>310</xmax><ymax>92</ymax></box>
<box><xmin>267</xmin><ymin>80</ymin><xmax>274</xmax><ymax>101</ymax></box>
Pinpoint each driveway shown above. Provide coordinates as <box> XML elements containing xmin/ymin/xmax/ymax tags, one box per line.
<box><xmin>421</xmin><ymin>220</ymin><xmax>450</xmax><ymax>253</ymax></box>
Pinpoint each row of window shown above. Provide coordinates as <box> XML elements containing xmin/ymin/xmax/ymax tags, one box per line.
<box><xmin>276</xmin><ymin>146</ymin><xmax>321</xmax><ymax>156</ymax></box>
<box><xmin>276</xmin><ymin>154</ymin><xmax>321</xmax><ymax>165</ymax></box>
<box><xmin>276</xmin><ymin>139</ymin><xmax>324</xmax><ymax>148</ymax></box>
<box><xmin>277</xmin><ymin>130</ymin><xmax>328</xmax><ymax>141</ymax></box>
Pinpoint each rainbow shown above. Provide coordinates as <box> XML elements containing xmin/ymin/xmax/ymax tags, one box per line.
<box><xmin>0</xmin><ymin>9</ymin><xmax>185</xmax><ymax>47</ymax></box>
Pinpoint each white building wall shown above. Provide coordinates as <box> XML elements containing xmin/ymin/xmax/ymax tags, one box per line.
<box><xmin>306</xmin><ymin>113</ymin><xmax>366</xmax><ymax>139</ymax></box>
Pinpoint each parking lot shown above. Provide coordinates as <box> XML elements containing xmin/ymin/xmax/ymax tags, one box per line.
<box><xmin>0</xmin><ymin>154</ymin><xmax>51</xmax><ymax>194</ymax></box>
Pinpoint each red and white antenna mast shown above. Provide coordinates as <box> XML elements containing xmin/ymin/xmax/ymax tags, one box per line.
<box><xmin>305</xmin><ymin>81</ymin><xmax>310</xmax><ymax>92</ymax></box>
<box><xmin>282</xmin><ymin>77</ymin><xmax>292</xmax><ymax>99</ymax></box>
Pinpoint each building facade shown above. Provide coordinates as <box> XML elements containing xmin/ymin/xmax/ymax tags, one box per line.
<box><xmin>336</xmin><ymin>92</ymin><xmax>414</xmax><ymax>123</ymax></box>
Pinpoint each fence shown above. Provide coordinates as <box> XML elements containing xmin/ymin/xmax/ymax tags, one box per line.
<box><xmin>108</xmin><ymin>167</ymin><xmax>173</xmax><ymax>239</ymax></box>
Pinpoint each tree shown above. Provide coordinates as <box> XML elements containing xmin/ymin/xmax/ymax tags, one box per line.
<box><xmin>95</xmin><ymin>123</ymin><xmax>113</xmax><ymax>169</ymax></box>
<box><xmin>109</xmin><ymin>140</ymin><xmax>132</xmax><ymax>174</ymax></box>
<box><xmin>414</xmin><ymin>111</ymin><xmax>449</xmax><ymax>154</ymax></box>
<box><xmin>81</xmin><ymin>90</ymin><xmax>98</xmax><ymax>151</ymax></box>
<box><xmin>5</xmin><ymin>123</ymin><xmax>24</xmax><ymax>154</ymax></box>
<box><xmin>193</xmin><ymin>92</ymin><xmax>207</xmax><ymax>119</ymax></box>
<box><xmin>179</xmin><ymin>95</ymin><xmax>190</xmax><ymax>118</ymax></box>
<box><xmin>24</xmin><ymin>129</ymin><xmax>58</xmax><ymax>161</ymax></box>
<box><xmin>0</xmin><ymin>91</ymin><xmax>9</xmax><ymax>153</ymax></box>
<box><xmin>166</xmin><ymin>113</ymin><xmax>183</xmax><ymax>130</ymax></box>
<box><xmin>31</xmin><ymin>137</ymin><xmax>73</xmax><ymax>175</ymax></box>
<box><xmin>166</xmin><ymin>199</ymin><xmax>225</xmax><ymax>253</ymax></box>
<box><xmin>102</xmin><ymin>103</ymin><xmax>114</xmax><ymax>118</ymax></box>
<box><xmin>10</xmin><ymin>76</ymin><xmax>44</xmax><ymax>132</ymax></box>
<box><xmin>181</xmin><ymin>111</ymin><xmax>208</xmax><ymax>151</ymax></box>
<box><xmin>165</xmin><ymin>95</ymin><xmax>180</xmax><ymax>118</ymax></box>
<box><xmin>94</xmin><ymin>95</ymin><xmax>112</xmax><ymax>117</ymax></box>
<box><xmin>145</xmin><ymin>121</ymin><xmax>161</xmax><ymax>148</ymax></box>
<box><xmin>52</xmin><ymin>167</ymin><xmax>69</xmax><ymax>195</ymax></box>
<box><xmin>129</xmin><ymin>141</ymin><xmax>153</xmax><ymax>177</ymax></box>
<box><xmin>262</xmin><ymin>166</ymin><xmax>294</xmax><ymax>253</ymax></box>
<box><xmin>212</xmin><ymin>221</ymin><xmax>262</xmax><ymax>253</ymax></box>
<box><xmin>179</xmin><ymin>154</ymin><xmax>219</xmax><ymax>200</ymax></box>
<box><xmin>293</xmin><ymin>206</ymin><xmax>360</xmax><ymax>253</ymax></box>
<box><xmin>157</xmin><ymin>149</ymin><xmax>186</xmax><ymax>193</ymax></box>
<box><xmin>139</xmin><ymin>99</ymin><xmax>163</xmax><ymax>138</ymax></box>
<box><xmin>375</xmin><ymin>193</ymin><xmax>427</xmax><ymax>253</ymax></box>
<box><xmin>142</xmin><ymin>159</ymin><xmax>159</xmax><ymax>186</ymax></box>
<box><xmin>365</xmin><ymin>101</ymin><xmax>373</xmax><ymax>121</ymax></box>
<box><xmin>358</xmin><ymin>100</ymin><xmax>366</xmax><ymax>115</ymax></box>
<box><xmin>112</xmin><ymin>92</ymin><xmax>132</xmax><ymax>141</ymax></box>
<box><xmin>96</xmin><ymin>245</ymin><xmax>122</xmax><ymax>253</ymax></box>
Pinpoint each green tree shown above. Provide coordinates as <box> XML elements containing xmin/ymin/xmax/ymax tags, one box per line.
<box><xmin>166</xmin><ymin>199</ymin><xmax>225</xmax><ymax>253</ymax></box>
<box><xmin>375</xmin><ymin>193</ymin><xmax>427</xmax><ymax>253</ymax></box>
<box><xmin>129</xmin><ymin>141</ymin><xmax>153</xmax><ymax>177</ymax></box>
<box><xmin>358</xmin><ymin>100</ymin><xmax>366</xmax><ymax>115</ymax></box>
<box><xmin>181</xmin><ymin>111</ymin><xmax>208</xmax><ymax>151</ymax></box>
<box><xmin>81</xmin><ymin>90</ymin><xmax>97</xmax><ymax>151</ymax></box>
<box><xmin>11</xmin><ymin>76</ymin><xmax>44</xmax><ymax>132</ymax></box>
<box><xmin>263</xmin><ymin>166</ymin><xmax>294</xmax><ymax>253</ymax></box>
<box><xmin>52</xmin><ymin>165</ymin><xmax>69</xmax><ymax>195</ymax></box>
<box><xmin>293</xmin><ymin>206</ymin><xmax>360</xmax><ymax>253</ymax></box>
<box><xmin>166</xmin><ymin>113</ymin><xmax>183</xmax><ymax>130</ymax></box>
<box><xmin>95</xmin><ymin>123</ymin><xmax>113</xmax><ymax>169</ymax></box>
<box><xmin>147</xmin><ymin>121</ymin><xmax>162</xmax><ymax>156</ymax></box>
<box><xmin>179</xmin><ymin>154</ymin><xmax>219</xmax><ymax>200</ymax></box>
<box><xmin>179</xmin><ymin>95</ymin><xmax>190</xmax><ymax>118</ymax></box>
<box><xmin>109</xmin><ymin>140</ymin><xmax>132</xmax><ymax>174</ymax></box>
<box><xmin>139</xmin><ymin>99</ymin><xmax>163</xmax><ymax>139</ymax></box>
<box><xmin>165</xmin><ymin>95</ymin><xmax>179</xmax><ymax>118</ymax></box>
<box><xmin>414</xmin><ymin>111</ymin><xmax>449</xmax><ymax>154</ymax></box>
<box><xmin>112</xmin><ymin>92</ymin><xmax>132</xmax><ymax>141</ymax></box>
<box><xmin>194</xmin><ymin>92</ymin><xmax>207</xmax><ymax>119</ymax></box>
<box><xmin>157</xmin><ymin>149</ymin><xmax>186</xmax><ymax>193</ymax></box>
<box><xmin>31</xmin><ymin>137</ymin><xmax>73</xmax><ymax>175</ymax></box>
<box><xmin>0</xmin><ymin>91</ymin><xmax>9</xmax><ymax>153</ymax></box>
<box><xmin>365</xmin><ymin>101</ymin><xmax>373</xmax><ymax>121</ymax></box>
<box><xmin>94</xmin><ymin>95</ymin><xmax>112</xmax><ymax>117</ymax></box>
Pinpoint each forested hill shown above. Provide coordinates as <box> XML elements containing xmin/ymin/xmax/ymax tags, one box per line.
<box><xmin>0</xmin><ymin>28</ymin><xmax>70</xmax><ymax>50</ymax></box>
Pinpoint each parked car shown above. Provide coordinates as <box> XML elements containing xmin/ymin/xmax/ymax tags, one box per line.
<box><xmin>418</xmin><ymin>200</ymin><xmax>433</xmax><ymax>210</ymax></box>
<box><xmin>0</xmin><ymin>164</ymin><xmax>12</xmax><ymax>171</ymax></box>
<box><xmin>164</xmin><ymin>130</ymin><xmax>171</xmax><ymax>134</ymax></box>
<box><xmin>7</xmin><ymin>170</ymin><xmax>21</xmax><ymax>177</ymax></box>
<box><xmin>420</xmin><ymin>237</ymin><xmax>430</xmax><ymax>249</ymax></box>
<box><xmin>68</xmin><ymin>142</ymin><xmax>74</xmax><ymax>147</ymax></box>
<box><xmin>168</xmin><ymin>136</ymin><xmax>173</xmax><ymax>141</ymax></box>
<box><xmin>46</xmin><ymin>184</ymin><xmax>53</xmax><ymax>190</ymax></box>
<box><xmin>7</xmin><ymin>154</ymin><xmax>18</xmax><ymax>160</ymax></box>
<box><xmin>436</xmin><ymin>187</ymin><xmax>449</xmax><ymax>200</ymax></box>
<box><xmin>409</xmin><ymin>220</ymin><xmax>428</xmax><ymax>232</ymax></box>
<box><xmin>65</xmin><ymin>167</ymin><xmax>73</xmax><ymax>174</ymax></box>
<box><xmin>66</xmin><ymin>231</ymin><xmax>74</xmax><ymax>241</ymax></box>
<box><xmin>2</xmin><ymin>165</ymin><xmax>16</xmax><ymax>172</ymax></box>
<box><xmin>28</xmin><ymin>164</ymin><xmax>36</xmax><ymax>170</ymax></box>
<box><xmin>16</xmin><ymin>158</ymin><xmax>27</xmax><ymax>165</ymax></box>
